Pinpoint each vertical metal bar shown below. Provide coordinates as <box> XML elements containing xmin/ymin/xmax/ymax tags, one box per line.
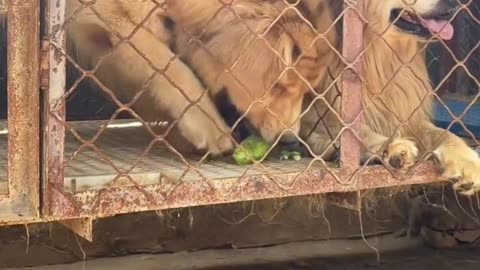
<box><xmin>0</xmin><ymin>0</ymin><xmax>7</xmax><ymax>201</ymax></box>
<box><xmin>340</xmin><ymin>0</ymin><xmax>364</xmax><ymax>168</ymax></box>
<box><xmin>6</xmin><ymin>0</ymin><xmax>40</xmax><ymax>216</ymax></box>
<box><xmin>44</xmin><ymin>0</ymin><xmax>67</xmax><ymax>216</ymax></box>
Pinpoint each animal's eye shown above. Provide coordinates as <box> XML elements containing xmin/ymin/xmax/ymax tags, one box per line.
<box><xmin>163</xmin><ymin>17</ymin><xmax>176</xmax><ymax>31</ymax></box>
<box><xmin>273</xmin><ymin>83</ymin><xmax>286</xmax><ymax>93</ymax></box>
<box><xmin>292</xmin><ymin>44</ymin><xmax>301</xmax><ymax>62</ymax></box>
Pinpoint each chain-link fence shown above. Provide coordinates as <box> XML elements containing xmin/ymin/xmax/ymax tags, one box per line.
<box><xmin>0</xmin><ymin>0</ymin><xmax>478</xmax><ymax>240</ymax></box>
<box><xmin>41</xmin><ymin>0</ymin><xmax>471</xmax><ymax>221</ymax></box>
<box><xmin>428</xmin><ymin>0</ymin><xmax>480</xmax><ymax>139</ymax></box>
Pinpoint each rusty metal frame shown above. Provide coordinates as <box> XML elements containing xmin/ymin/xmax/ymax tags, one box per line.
<box><xmin>340</xmin><ymin>0</ymin><xmax>364</xmax><ymax>169</ymax></box>
<box><xmin>40</xmin><ymin>0</ymin><xmax>444</xmax><ymax>239</ymax></box>
<box><xmin>0</xmin><ymin>0</ymin><xmax>40</xmax><ymax>225</ymax></box>
<box><xmin>43</xmin><ymin>0</ymin><xmax>67</xmax><ymax>218</ymax></box>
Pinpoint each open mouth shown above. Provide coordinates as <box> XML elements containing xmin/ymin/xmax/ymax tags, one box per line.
<box><xmin>390</xmin><ymin>8</ymin><xmax>456</xmax><ymax>40</ymax></box>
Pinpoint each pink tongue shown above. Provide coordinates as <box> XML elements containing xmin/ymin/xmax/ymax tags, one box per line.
<box><xmin>420</xmin><ymin>19</ymin><xmax>454</xmax><ymax>40</ymax></box>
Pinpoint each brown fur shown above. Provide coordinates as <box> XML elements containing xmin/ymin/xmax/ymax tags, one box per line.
<box><xmin>66</xmin><ymin>0</ymin><xmax>234</xmax><ymax>155</ymax></box>
<box><xmin>66</xmin><ymin>0</ymin><xmax>335</xmax><ymax>154</ymax></box>
<box><xmin>66</xmin><ymin>0</ymin><xmax>480</xmax><ymax>195</ymax></box>
<box><xmin>169</xmin><ymin>0</ymin><xmax>336</xmax><ymax>143</ymax></box>
<box><xmin>302</xmin><ymin>0</ymin><xmax>480</xmax><ymax>196</ymax></box>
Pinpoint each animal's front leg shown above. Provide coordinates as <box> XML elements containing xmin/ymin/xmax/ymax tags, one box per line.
<box><xmin>151</xmin><ymin>57</ymin><xmax>234</xmax><ymax>155</ymax></box>
<box><xmin>105</xmin><ymin>30</ymin><xmax>234</xmax><ymax>155</ymax></box>
<box><xmin>361</xmin><ymin>125</ymin><xmax>419</xmax><ymax>171</ymax></box>
<box><xmin>419</xmin><ymin>122</ymin><xmax>480</xmax><ymax>196</ymax></box>
<box><xmin>301</xmin><ymin>96</ymin><xmax>420</xmax><ymax>167</ymax></box>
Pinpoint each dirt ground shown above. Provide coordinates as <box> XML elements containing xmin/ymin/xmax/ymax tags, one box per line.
<box><xmin>224</xmin><ymin>250</ymin><xmax>480</xmax><ymax>270</ymax></box>
<box><xmin>15</xmin><ymin>238</ymin><xmax>480</xmax><ymax>270</ymax></box>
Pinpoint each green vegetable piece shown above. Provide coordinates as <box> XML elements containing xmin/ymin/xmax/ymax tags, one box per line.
<box><xmin>233</xmin><ymin>147</ymin><xmax>252</xmax><ymax>166</ymax></box>
<box><xmin>233</xmin><ymin>136</ymin><xmax>270</xmax><ymax>165</ymax></box>
<box><xmin>280</xmin><ymin>150</ymin><xmax>290</xmax><ymax>160</ymax></box>
<box><xmin>279</xmin><ymin>150</ymin><xmax>302</xmax><ymax>161</ymax></box>
<box><xmin>291</xmin><ymin>152</ymin><xmax>301</xmax><ymax>161</ymax></box>
<box><xmin>251</xmin><ymin>142</ymin><xmax>270</xmax><ymax>161</ymax></box>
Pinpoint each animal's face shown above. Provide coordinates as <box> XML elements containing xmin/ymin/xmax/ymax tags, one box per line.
<box><xmin>369</xmin><ymin>0</ymin><xmax>458</xmax><ymax>41</ymax></box>
<box><xmin>216</xmin><ymin>1</ymin><xmax>335</xmax><ymax>144</ymax></box>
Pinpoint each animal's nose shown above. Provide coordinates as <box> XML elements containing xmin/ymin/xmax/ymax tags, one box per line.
<box><xmin>389</xmin><ymin>156</ymin><xmax>403</xmax><ymax>169</ymax></box>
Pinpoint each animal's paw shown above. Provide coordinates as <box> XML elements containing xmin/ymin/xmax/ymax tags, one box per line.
<box><xmin>179</xmin><ymin>111</ymin><xmax>234</xmax><ymax>156</ymax></box>
<box><xmin>207</xmin><ymin>133</ymin><xmax>234</xmax><ymax>156</ymax></box>
<box><xmin>192</xmin><ymin>123</ymin><xmax>234</xmax><ymax>156</ymax></box>
<box><xmin>438</xmin><ymin>147</ymin><xmax>480</xmax><ymax>196</ymax></box>
<box><xmin>382</xmin><ymin>138</ymin><xmax>419</xmax><ymax>172</ymax></box>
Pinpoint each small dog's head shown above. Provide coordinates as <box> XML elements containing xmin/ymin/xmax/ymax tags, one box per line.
<box><xmin>368</xmin><ymin>0</ymin><xmax>459</xmax><ymax>41</ymax></box>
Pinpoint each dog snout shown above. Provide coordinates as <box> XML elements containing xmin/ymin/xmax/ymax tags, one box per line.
<box><xmin>389</xmin><ymin>156</ymin><xmax>403</xmax><ymax>169</ymax></box>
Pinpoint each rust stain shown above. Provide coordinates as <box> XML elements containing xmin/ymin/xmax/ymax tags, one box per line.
<box><xmin>42</xmin><ymin>0</ymin><xmax>68</xmax><ymax>218</ymax></box>
<box><xmin>39</xmin><ymin>40</ymin><xmax>50</xmax><ymax>90</ymax></box>
<box><xmin>0</xmin><ymin>0</ymin><xmax>41</xmax><ymax>223</ymax></box>
<box><xmin>43</xmin><ymin>163</ymin><xmax>443</xmax><ymax>219</ymax></box>
<box><xmin>340</xmin><ymin>0</ymin><xmax>364</xmax><ymax>169</ymax></box>
<box><xmin>20</xmin><ymin>0</ymin><xmax>460</xmax><ymax>227</ymax></box>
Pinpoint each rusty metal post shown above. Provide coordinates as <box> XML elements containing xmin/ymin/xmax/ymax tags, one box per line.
<box><xmin>43</xmin><ymin>0</ymin><xmax>67</xmax><ymax>216</ymax></box>
<box><xmin>0</xmin><ymin>0</ymin><xmax>40</xmax><ymax>220</ymax></box>
<box><xmin>340</xmin><ymin>0</ymin><xmax>364</xmax><ymax>168</ymax></box>
<box><xmin>42</xmin><ymin>0</ymin><xmax>93</xmax><ymax>240</ymax></box>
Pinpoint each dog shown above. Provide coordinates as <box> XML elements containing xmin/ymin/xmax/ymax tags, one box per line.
<box><xmin>65</xmin><ymin>0</ymin><xmax>335</xmax><ymax>155</ymax></box>
<box><xmin>65</xmin><ymin>0</ymin><xmax>231</xmax><ymax>155</ymax></box>
<box><xmin>301</xmin><ymin>0</ymin><xmax>480</xmax><ymax>196</ymax></box>
<box><xmin>65</xmin><ymin>0</ymin><xmax>479</xmax><ymax>195</ymax></box>
<box><xmin>168</xmin><ymin>0</ymin><xmax>338</xmax><ymax>146</ymax></box>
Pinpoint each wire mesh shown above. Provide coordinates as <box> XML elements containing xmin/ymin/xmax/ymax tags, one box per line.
<box><xmin>42</xmin><ymin>0</ymin><xmax>479</xmax><ymax>220</ymax></box>
<box><xmin>436</xmin><ymin>0</ymin><xmax>479</xmax><ymax>99</ymax></box>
